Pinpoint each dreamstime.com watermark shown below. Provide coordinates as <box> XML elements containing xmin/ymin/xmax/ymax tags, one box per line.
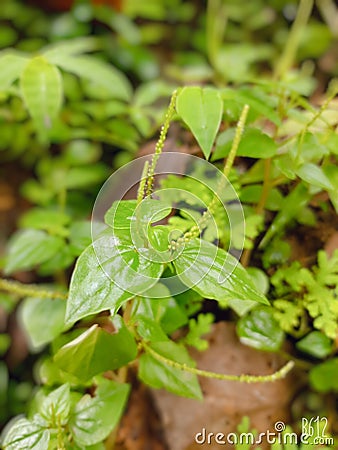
<box><xmin>194</xmin><ymin>417</ymin><xmax>334</xmax><ymax>446</ymax></box>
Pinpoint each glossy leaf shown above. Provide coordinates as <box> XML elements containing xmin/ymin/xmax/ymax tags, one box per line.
<box><xmin>20</xmin><ymin>297</ymin><xmax>67</xmax><ymax>350</ymax></box>
<box><xmin>0</xmin><ymin>52</ymin><xmax>28</xmax><ymax>90</ymax></box>
<box><xmin>5</xmin><ymin>229</ymin><xmax>64</xmax><ymax>274</ymax></box>
<box><xmin>40</xmin><ymin>384</ymin><xmax>70</xmax><ymax>424</ymax></box>
<box><xmin>176</xmin><ymin>86</ymin><xmax>223</xmax><ymax>159</ymax></box>
<box><xmin>139</xmin><ymin>341</ymin><xmax>202</xmax><ymax>399</ymax></box>
<box><xmin>52</xmin><ymin>55</ymin><xmax>132</xmax><ymax>101</ymax></box>
<box><xmin>309</xmin><ymin>358</ymin><xmax>338</xmax><ymax>393</ymax></box>
<box><xmin>237</xmin><ymin>307</ymin><xmax>284</xmax><ymax>351</ymax></box>
<box><xmin>296</xmin><ymin>331</ymin><xmax>332</xmax><ymax>359</ymax></box>
<box><xmin>20</xmin><ymin>56</ymin><xmax>63</xmax><ymax>140</ymax></box>
<box><xmin>54</xmin><ymin>317</ymin><xmax>137</xmax><ymax>381</ymax></box>
<box><xmin>2</xmin><ymin>418</ymin><xmax>50</xmax><ymax>450</ymax></box>
<box><xmin>173</xmin><ymin>239</ymin><xmax>268</xmax><ymax>305</ymax></box>
<box><xmin>69</xmin><ymin>378</ymin><xmax>130</xmax><ymax>446</ymax></box>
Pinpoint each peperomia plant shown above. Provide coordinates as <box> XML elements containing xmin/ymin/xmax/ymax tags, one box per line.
<box><xmin>1</xmin><ymin>88</ymin><xmax>299</xmax><ymax>450</ymax></box>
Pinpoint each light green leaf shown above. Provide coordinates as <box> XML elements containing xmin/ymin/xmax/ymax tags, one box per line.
<box><xmin>52</xmin><ymin>55</ymin><xmax>132</xmax><ymax>101</ymax></box>
<box><xmin>20</xmin><ymin>297</ymin><xmax>67</xmax><ymax>350</ymax></box>
<box><xmin>69</xmin><ymin>378</ymin><xmax>130</xmax><ymax>446</ymax></box>
<box><xmin>40</xmin><ymin>384</ymin><xmax>70</xmax><ymax>424</ymax></box>
<box><xmin>237</xmin><ymin>307</ymin><xmax>284</xmax><ymax>351</ymax></box>
<box><xmin>19</xmin><ymin>208</ymin><xmax>70</xmax><ymax>235</ymax></box>
<box><xmin>296</xmin><ymin>331</ymin><xmax>332</xmax><ymax>359</ymax></box>
<box><xmin>43</xmin><ymin>37</ymin><xmax>99</xmax><ymax>60</ymax></box>
<box><xmin>20</xmin><ymin>56</ymin><xmax>63</xmax><ymax>140</ymax></box>
<box><xmin>2</xmin><ymin>418</ymin><xmax>50</xmax><ymax>450</ymax></box>
<box><xmin>173</xmin><ymin>239</ymin><xmax>268</xmax><ymax>305</ymax></box>
<box><xmin>54</xmin><ymin>317</ymin><xmax>137</xmax><ymax>381</ymax></box>
<box><xmin>5</xmin><ymin>229</ymin><xmax>64</xmax><ymax>274</ymax></box>
<box><xmin>0</xmin><ymin>52</ymin><xmax>28</xmax><ymax>90</ymax></box>
<box><xmin>309</xmin><ymin>358</ymin><xmax>338</xmax><ymax>393</ymax></box>
<box><xmin>296</xmin><ymin>163</ymin><xmax>333</xmax><ymax>190</ymax></box>
<box><xmin>139</xmin><ymin>341</ymin><xmax>202</xmax><ymax>399</ymax></box>
<box><xmin>136</xmin><ymin>316</ymin><xmax>169</xmax><ymax>342</ymax></box>
<box><xmin>176</xmin><ymin>87</ymin><xmax>223</xmax><ymax>159</ymax></box>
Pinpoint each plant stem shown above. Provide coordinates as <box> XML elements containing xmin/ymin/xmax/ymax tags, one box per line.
<box><xmin>145</xmin><ymin>90</ymin><xmax>178</xmax><ymax>198</ymax></box>
<box><xmin>137</xmin><ymin>160</ymin><xmax>149</xmax><ymax>204</ymax></box>
<box><xmin>0</xmin><ymin>278</ymin><xmax>67</xmax><ymax>300</ymax></box>
<box><xmin>274</xmin><ymin>0</ymin><xmax>314</xmax><ymax>79</ymax></box>
<box><xmin>143</xmin><ymin>342</ymin><xmax>294</xmax><ymax>383</ymax></box>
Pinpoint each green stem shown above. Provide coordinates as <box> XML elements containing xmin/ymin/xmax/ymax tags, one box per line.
<box><xmin>143</xmin><ymin>342</ymin><xmax>294</xmax><ymax>383</ymax></box>
<box><xmin>0</xmin><ymin>278</ymin><xmax>67</xmax><ymax>300</ymax></box>
<box><xmin>274</xmin><ymin>0</ymin><xmax>314</xmax><ymax>79</ymax></box>
<box><xmin>137</xmin><ymin>160</ymin><xmax>149</xmax><ymax>204</ymax></box>
<box><xmin>145</xmin><ymin>90</ymin><xmax>178</xmax><ymax>198</ymax></box>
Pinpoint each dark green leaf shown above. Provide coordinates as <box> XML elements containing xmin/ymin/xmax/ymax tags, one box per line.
<box><xmin>2</xmin><ymin>418</ymin><xmax>50</xmax><ymax>450</ymax></box>
<box><xmin>296</xmin><ymin>331</ymin><xmax>333</xmax><ymax>359</ymax></box>
<box><xmin>139</xmin><ymin>341</ymin><xmax>202</xmax><ymax>399</ymax></box>
<box><xmin>70</xmin><ymin>378</ymin><xmax>130</xmax><ymax>446</ymax></box>
<box><xmin>20</xmin><ymin>56</ymin><xmax>63</xmax><ymax>140</ymax></box>
<box><xmin>54</xmin><ymin>317</ymin><xmax>137</xmax><ymax>381</ymax></box>
<box><xmin>5</xmin><ymin>229</ymin><xmax>64</xmax><ymax>274</ymax></box>
<box><xmin>237</xmin><ymin>307</ymin><xmax>284</xmax><ymax>351</ymax></box>
<box><xmin>20</xmin><ymin>297</ymin><xmax>67</xmax><ymax>350</ymax></box>
<box><xmin>173</xmin><ymin>239</ymin><xmax>268</xmax><ymax>305</ymax></box>
<box><xmin>309</xmin><ymin>358</ymin><xmax>338</xmax><ymax>393</ymax></box>
<box><xmin>176</xmin><ymin>87</ymin><xmax>223</xmax><ymax>159</ymax></box>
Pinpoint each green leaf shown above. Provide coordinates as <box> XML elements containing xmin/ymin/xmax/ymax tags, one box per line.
<box><xmin>54</xmin><ymin>317</ymin><xmax>137</xmax><ymax>381</ymax></box>
<box><xmin>19</xmin><ymin>208</ymin><xmax>70</xmax><ymax>235</ymax></box>
<box><xmin>20</xmin><ymin>56</ymin><xmax>63</xmax><ymax>140</ymax></box>
<box><xmin>176</xmin><ymin>87</ymin><xmax>223</xmax><ymax>159</ymax></box>
<box><xmin>183</xmin><ymin>313</ymin><xmax>214</xmax><ymax>351</ymax></box>
<box><xmin>309</xmin><ymin>358</ymin><xmax>338</xmax><ymax>393</ymax></box>
<box><xmin>2</xmin><ymin>418</ymin><xmax>50</xmax><ymax>450</ymax></box>
<box><xmin>20</xmin><ymin>297</ymin><xmax>67</xmax><ymax>350</ymax></box>
<box><xmin>213</xmin><ymin>127</ymin><xmax>277</xmax><ymax>160</ymax></box>
<box><xmin>0</xmin><ymin>52</ymin><xmax>28</xmax><ymax>90</ymax></box>
<box><xmin>5</xmin><ymin>229</ymin><xmax>64</xmax><ymax>274</ymax></box>
<box><xmin>173</xmin><ymin>239</ymin><xmax>268</xmax><ymax>305</ymax></box>
<box><xmin>43</xmin><ymin>37</ymin><xmax>99</xmax><ymax>60</ymax></box>
<box><xmin>40</xmin><ymin>384</ymin><xmax>71</xmax><ymax>425</ymax></box>
<box><xmin>52</xmin><ymin>55</ymin><xmax>132</xmax><ymax>101</ymax></box>
<box><xmin>139</xmin><ymin>341</ymin><xmax>202</xmax><ymax>399</ymax></box>
<box><xmin>296</xmin><ymin>331</ymin><xmax>332</xmax><ymax>359</ymax></box>
<box><xmin>237</xmin><ymin>307</ymin><xmax>284</xmax><ymax>352</ymax></box>
<box><xmin>65</xmin><ymin>244</ymin><xmax>132</xmax><ymax>325</ymax></box>
<box><xmin>296</xmin><ymin>163</ymin><xmax>333</xmax><ymax>190</ymax></box>
<box><xmin>69</xmin><ymin>378</ymin><xmax>130</xmax><ymax>446</ymax></box>
<box><xmin>136</xmin><ymin>316</ymin><xmax>169</xmax><ymax>342</ymax></box>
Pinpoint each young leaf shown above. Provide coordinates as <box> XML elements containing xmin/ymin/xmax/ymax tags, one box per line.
<box><xmin>69</xmin><ymin>378</ymin><xmax>130</xmax><ymax>446</ymax></box>
<box><xmin>2</xmin><ymin>418</ymin><xmax>50</xmax><ymax>450</ymax></box>
<box><xmin>51</xmin><ymin>55</ymin><xmax>132</xmax><ymax>101</ymax></box>
<box><xmin>20</xmin><ymin>297</ymin><xmax>67</xmax><ymax>350</ymax></box>
<box><xmin>296</xmin><ymin>331</ymin><xmax>332</xmax><ymax>359</ymax></box>
<box><xmin>139</xmin><ymin>341</ymin><xmax>202</xmax><ymax>399</ymax></box>
<box><xmin>54</xmin><ymin>317</ymin><xmax>137</xmax><ymax>381</ymax></box>
<box><xmin>20</xmin><ymin>56</ymin><xmax>63</xmax><ymax>140</ymax></box>
<box><xmin>176</xmin><ymin>86</ymin><xmax>223</xmax><ymax>159</ymax></box>
<box><xmin>183</xmin><ymin>313</ymin><xmax>214</xmax><ymax>351</ymax></box>
<box><xmin>40</xmin><ymin>384</ymin><xmax>71</xmax><ymax>425</ymax></box>
<box><xmin>0</xmin><ymin>52</ymin><xmax>28</xmax><ymax>90</ymax></box>
<box><xmin>4</xmin><ymin>229</ymin><xmax>64</xmax><ymax>274</ymax></box>
<box><xmin>237</xmin><ymin>307</ymin><xmax>284</xmax><ymax>352</ymax></box>
<box><xmin>173</xmin><ymin>239</ymin><xmax>269</xmax><ymax>305</ymax></box>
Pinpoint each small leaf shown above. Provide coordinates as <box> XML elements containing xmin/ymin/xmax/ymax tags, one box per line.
<box><xmin>296</xmin><ymin>163</ymin><xmax>333</xmax><ymax>190</ymax></box>
<box><xmin>309</xmin><ymin>358</ymin><xmax>338</xmax><ymax>393</ymax></box>
<box><xmin>0</xmin><ymin>52</ymin><xmax>28</xmax><ymax>90</ymax></box>
<box><xmin>54</xmin><ymin>317</ymin><xmax>137</xmax><ymax>381</ymax></box>
<box><xmin>173</xmin><ymin>239</ymin><xmax>268</xmax><ymax>305</ymax></box>
<box><xmin>20</xmin><ymin>297</ymin><xmax>67</xmax><ymax>350</ymax></box>
<box><xmin>69</xmin><ymin>378</ymin><xmax>130</xmax><ymax>446</ymax></box>
<box><xmin>40</xmin><ymin>384</ymin><xmax>71</xmax><ymax>424</ymax></box>
<box><xmin>5</xmin><ymin>229</ymin><xmax>64</xmax><ymax>274</ymax></box>
<box><xmin>136</xmin><ymin>316</ymin><xmax>169</xmax><ymax>342</ymax></box>
<box><xmin>296</xmin><ymin>331</ymin><xmax>332</xmax><ymax>359</ymax></box>
<box><xmin>20</xmin><ymin>56</ymin><xmax>63</xmax><ymax>140</ymax></box>
<box><xmin>2</xmin><ymin>418</ymin><xmax>50</xmax><ymax>450</ymax></box>
<box><xmin>52</xmin><ymin>55</ymin><xmax>132</xmax><ymax>101</ymax></box>
<box><xmin>139</xmin><ymin>341</ymin><xmax>202</xmax><ymax>399</ymax></box>
<box><xmin>176</xmin><ymin>87</ymin><xmax>223</xmax><ymax>159</ymax></box>
<box><xmin>237</xmin><ymin>307</ymin><xmax>284</xmax><ymax>351</ymax></box>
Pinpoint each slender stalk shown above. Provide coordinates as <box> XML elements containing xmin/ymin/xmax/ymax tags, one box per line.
<box><xmin>143</xmin><ymin>342</ymin><xmax>294</xmax><ymax>383</ymax></box>
<box><xmin>137</xmin><ymin>160</ymin><xmax>149</xmax><ymax>204</ymax></box>
<box><xmin>0</xmin><ymin>278</ymin><xmax>67</xmax><ymax>300</ymax></box>
<box><xmin>274</xmin><ymin>0</ymin><xmax>314</xmax><ymax>79</ymax></box>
